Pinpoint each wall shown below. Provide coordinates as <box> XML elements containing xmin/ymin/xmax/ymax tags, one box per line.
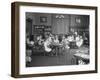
<box><xmin>26</xmin><ymin>13</ymin><xmax>89</xmax><ymax>35</ymax></box>
<box><xmin>26</xmin><ymin>13</ymin><xmax>70</xmax><ymax>34</ymax></box>
<box><xmin>70</xmin><ymin>15</ymin><xmax>89</xmax><ymax>27</ymax></box>
<box><xmin>70</xmin><ymin>15</ymin><xmax>89</xmax><ymax>28</ymax></box>
<box><xmin>0</xmin><ymin>0</ymin><xmax>100</xmax><ymax>80</ymax></box>
<box><xmin>70</xmin><ymin>15</ymin><xmax>89</xmax><ymax>34</ymax></box>
<box><xmin>26</xmin><ymin>13</ymin><xmax>52</xmax><ymax>26</ymax></box>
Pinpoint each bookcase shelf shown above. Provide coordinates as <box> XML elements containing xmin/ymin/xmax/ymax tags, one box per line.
<box><xmin>32</xmin><ymin>25</ymin><xmax>52</xmax><ymax>40</ymax></box>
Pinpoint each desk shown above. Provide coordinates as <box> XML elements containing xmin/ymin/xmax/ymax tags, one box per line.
<box><xmin>73</xmin><ymin>47</ymin><xmax>89</xmax><ymax>65</ymax></box>
<box><xmin>50</xmin><ymin>43</ymin><xmax>63</xmax><ymax>56</ymax></box>
<box><xmin>74</xmin><ymin>52</ymin><xmax>89</xmax><ymax>65</ymax></box>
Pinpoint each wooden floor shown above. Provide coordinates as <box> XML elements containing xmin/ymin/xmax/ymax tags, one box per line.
<box><xmin>26</xmin><ymin>49</ymin><xmax>77</xmax><ymax>67</ymax></box>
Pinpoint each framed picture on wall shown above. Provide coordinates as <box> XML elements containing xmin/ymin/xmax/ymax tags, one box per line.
<box><xmin>40</xmin><ymin>16</ymin><xmax>47</xmax><ymax>23</ymax></box>
<box><xmin>75</xmin><ymin>17</ymin><xmax>81</xmax><ymax>24</ymax></box>
<box><xmin>11</xmin><ymin>2</ymin><xmax>98</xmax><ymax>78</ymax></box>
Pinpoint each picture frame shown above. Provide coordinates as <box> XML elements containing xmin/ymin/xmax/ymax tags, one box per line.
<box><xmin>11</xmin><ymin>2</ymin><xmax>98</xmax><ymax>78</ymax></box>
<box><xmin>40</xmin><ymin>16</ymin><xmax>47</xmax><ymax>23</ymax></box>
<box><xmin>75</xmin><ymin>17</ymin><xmax>81</xmax><ymax>24</ymax></box>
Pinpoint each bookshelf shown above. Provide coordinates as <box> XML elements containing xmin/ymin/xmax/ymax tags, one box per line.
<box><xmin>33</xmin><ymin>25</ymin><xmax>52</xmax><ymax>40</ymax></box>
